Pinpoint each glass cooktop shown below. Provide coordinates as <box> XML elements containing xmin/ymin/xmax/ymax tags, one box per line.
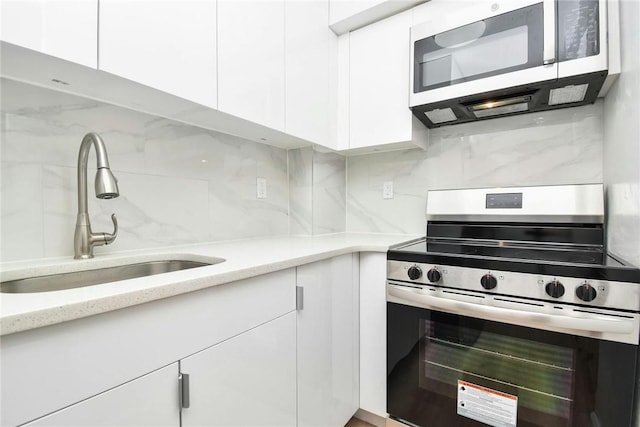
<box><xmin>393</xmin><ymin>239</ymin><xmax>611</xmax><ymax>266</ymax></box>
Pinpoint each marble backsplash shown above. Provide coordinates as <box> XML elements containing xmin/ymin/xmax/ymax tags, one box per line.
<box><xmin>0</xmin><ymin>78</ymin><xmax>617</xmax><ymax>263</ymax></box>
<box><xmin>289</xmin><ymin>147</ymin><xmax>346</xmax><ymax>235</ymax></box>
<box><xmin>346</xmin><ymin>101</ymin><xmax>605</xmax><ymax>234</ymax></box>
<box><xmin>1</xmin><ymin>79</ymin><xmax>290</xmax><ymax>262</ymax></box>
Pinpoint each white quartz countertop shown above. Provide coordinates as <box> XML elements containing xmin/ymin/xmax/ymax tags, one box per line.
<box><xmin>0</xmin><ymin>233</ymin><xmax>419</xmax><ymax>336</ymax></box>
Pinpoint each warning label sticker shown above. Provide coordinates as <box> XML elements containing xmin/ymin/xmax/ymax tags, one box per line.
<box><xmin>457</xmin><ymin>380</ymin><xmax>517</xmax><ymax>427</ymax></box>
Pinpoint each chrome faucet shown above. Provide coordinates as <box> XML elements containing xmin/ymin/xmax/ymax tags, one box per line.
<box><xmin>74</xmin><ymin>132</ymin><xmax>119</xmax><ymax>259</ymax></box>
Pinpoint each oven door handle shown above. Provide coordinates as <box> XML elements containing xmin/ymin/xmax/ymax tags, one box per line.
<box><xmin>388</xmin><ymin>285</ymin><xmax>634</xmax><ymax>334</ymax></box>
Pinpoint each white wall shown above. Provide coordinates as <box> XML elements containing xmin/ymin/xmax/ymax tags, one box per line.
<box><xmin>0</xmin><ymin>79</ymin><xmax>290</xmax><ymax>262</ymax></box>
<box><xmin>347</xmin><ymin>102</ymin><xmax>604</xmax><ymax>234</ymax></box>
<box><xmin>603</xmin><ymin>0</ymin><xmax>640</xmax><ymax>267</ymax></box>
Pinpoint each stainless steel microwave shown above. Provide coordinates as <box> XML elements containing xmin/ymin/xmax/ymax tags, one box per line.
<box><xmin>409</xmin><ymin>0</ymin><xmax>619</xmax><ymax>128</ymax></box>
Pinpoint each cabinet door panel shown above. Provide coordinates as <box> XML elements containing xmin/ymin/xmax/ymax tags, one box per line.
<box><xmin>181</xmin><ymin>312</ymin><xmax>296</xmax><ymax>427</ymax></box>
<box><xmin>99</xmin><ymin>0</ymin><xmax>217</xmax><ymax>108</ymax></box>
<box><xmin>0</xmin><ymin>0</ymin><xmax>97</xmax><ymax>68</ymax></box>
<box><xmin>349</xmin><ymin>10</ymin><xmax>413</xmax><ymax>148</ymax></box>
<box><xmin>217</xmin><ymin>0</ymin><xmax>285</xmax><ymax>130</ymax></box>
<box><xmin>23</xmin><ymin>364</ymin><xmax>179</xmax><ymax>427</ymax></box>
<box><xmin>297</xmin><ymin>254</ymin><xmax>359</xmax><ymax>427</ymax></box>
<box><xmin>285</xmin><ymin>0</ymin><xmax>332</xmax><ymax>145</ymax></box>
<box><xmin>359</xmin><ymin>252</ymin><xmax>388</xmax><ymax>416</ymax></box>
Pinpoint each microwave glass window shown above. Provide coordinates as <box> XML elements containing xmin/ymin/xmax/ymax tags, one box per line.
<box><xmin>414</xmin><ymin>3</ymin><xmax>543</xmax><ymax>93</ymax></box>
<box><xmin>558</xmin><ymin>0</ymin><xmax>600</xmax><ymax>61</ymax></box>
<box><xmin>421</xmin><ymin>25</ymin><xmax>529</xmax><ymax>88</ymax></box>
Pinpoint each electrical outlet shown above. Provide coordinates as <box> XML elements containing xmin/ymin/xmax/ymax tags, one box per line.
<box><xmin>383</xmin><ymin>181</ymin><xmax>393</xmax><ymax>199</ymax></box>
<box><xmin>256</xmin><ymin>178</ymin><xmax>267</xmax><ymax>199</ymax></box>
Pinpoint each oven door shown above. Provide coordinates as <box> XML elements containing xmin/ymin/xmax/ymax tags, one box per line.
<box><xmin>410</xmin><ymin>0</ymin><xmax>557</xmax><ymax>108</ymax></box>
<box><xmin>387</xmin><ymin>294</ymin><xmax>639</xmax><ymax>427</ymax></box>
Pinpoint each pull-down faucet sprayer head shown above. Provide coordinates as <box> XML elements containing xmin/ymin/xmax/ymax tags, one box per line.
<box><xmin>95</xmin><ymin>167</ymin><xmax>119</xmax><ymax>199</ymax></box>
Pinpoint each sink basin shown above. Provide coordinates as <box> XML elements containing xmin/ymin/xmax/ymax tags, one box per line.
<box><xmin>0</xmin><ymin>258</ymin><xmax>225</xmax><ymax>293</ymax></box>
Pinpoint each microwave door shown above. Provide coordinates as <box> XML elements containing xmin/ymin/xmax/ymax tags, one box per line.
<box><xmin>557</xmin><ymin>0</ymin><xmax>609</xmax><ymax>79</ymax></box>
<box><xmin>409</xmin><ymin>0</ymin><xmax>557</xmax><ymax>108</ymax></box>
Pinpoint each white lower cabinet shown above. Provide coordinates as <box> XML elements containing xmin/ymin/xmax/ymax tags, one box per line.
<box><xmin>2</xmin><ymin>254</ymin><xmax>374</xmax><ymax>427</ymax></box>
<box><xmin>1</xmin><ymin>269</ymin><xmax>295</xmax><ymax>427</ymax></box>
<box><xmin>359</xmin><ymin>252</ymin><xmax>388</xmax><ymax>417</ymax></box>
<box><xmin>296</xmin><ymin>253</ymin><xmax>360</xmax><ymax>427</ymax></box>
<box><xmin>23</xmin><ymin>364</ymin><xmax>180</xmax><ymax>427</ymax></box>
<box><xmin>180</xmin><ymin>312</ymin><xmax>297</xmax><ymax>427</ymax></box>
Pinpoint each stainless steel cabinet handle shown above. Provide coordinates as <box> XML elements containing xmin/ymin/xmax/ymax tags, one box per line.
<box><xmin>296</xmin><ymin>286</ymin><xmax>304</xmax><ymax>311</ymax></box>
<box><xmin>179</xmin><ymin>373</ymin><xmax>190</xmax><ymax>409</ymax></box>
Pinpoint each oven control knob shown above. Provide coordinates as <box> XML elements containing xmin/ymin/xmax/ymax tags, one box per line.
<box><xmin>480</xmin><ymin>274</ymin><xmax>497</xmax><ymax>290</ymax></box>
<box><xmin>576</xmin><ymin>282</ymin><xmax>597</xmax><ymax>302</ymax></box>
<box><xmin>407</xmin><ymin>266</ymin><xmax>422</xmax><ymax>280</ymax></box>
<box><xmin>545</xmin><ymin>280</ymin><xmax>565</xmax><ymax>298</ymax></box>
<box><xmin>426</xmin><ymin>268</ymin><xmax>441</xmax><ymax>283</ymax></box>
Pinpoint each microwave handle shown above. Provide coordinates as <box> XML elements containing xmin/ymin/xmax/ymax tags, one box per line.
<box><xmin>543</xmin><ymin>0</ymin><xmax>556</xmax><ymax>64</ymax></box>
<box><xmin>387</xmin><ymin>285</ymin><xmax>633</xmax><ymax>334</ymax></box>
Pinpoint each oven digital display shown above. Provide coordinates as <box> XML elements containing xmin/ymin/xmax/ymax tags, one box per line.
<box><xmin>486</xmin><ymin>193</ymin><xmax>523</xmax><ymax>209</ymax></box>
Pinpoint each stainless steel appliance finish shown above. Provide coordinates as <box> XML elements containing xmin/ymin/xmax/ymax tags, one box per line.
<box><xmin>386</xmin><ymin>184</ymin><xmax>640</xmax><ymax>427</ymax></box>
<box><xmin>425</xmin><ymin>183</ymin><xmax>604</xmax><ymax>223</ymax></box>
<box><xmin>0</xmin><ymin>258</ymin><xmax>224</xmax><ymax>293</ymax></box>
<box><xmin>74</xmin><ymin>132</ymin><xmax>120</xmax><ymax>259</ymax></box>
<box><xmin>409</xmin><ymin>0</ymin><xmax>617</xmax><ymax>128</ymax></box>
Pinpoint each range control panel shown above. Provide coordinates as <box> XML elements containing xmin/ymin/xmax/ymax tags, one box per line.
<box><xmin>387</xmin><ymin>260</ymin><xmax>639</xmax><ymax>312</ymax></box>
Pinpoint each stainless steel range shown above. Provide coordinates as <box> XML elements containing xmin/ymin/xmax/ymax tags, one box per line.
<box><xmin>386</xmin><ymin>184</ymin><xmax>640</xmax><ymax>427</ymax></box>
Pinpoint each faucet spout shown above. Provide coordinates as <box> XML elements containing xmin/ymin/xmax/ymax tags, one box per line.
<box><xmin>74</xmin><ymin>132</ymin><xmax>120</xmax><ymax>259</ymax></box>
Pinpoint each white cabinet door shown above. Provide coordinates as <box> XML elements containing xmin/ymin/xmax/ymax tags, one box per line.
<box><xmin>23</xmin><ymin>364</ymin><xmax>180</xmax><ymax>427</ymax></box>
<box><xmin>349</xmin><ymin>9</ymin><xmax>413</xmax><ymax>149</ymax></box>
<box><xmin>99</xmin><ymin>0</ymin><xmax>217</xmax><ymax>108</ymax></box>
<box><xmin>218</xmin><ymin>0</ymin><xmax>285</xmax><ymax>130</ymax></box>
<box><xmin>359</xmin><ymin>252</ymin><xmax>388</xmax><ymax>417</ymax></box>
<box><xmin>297</xmin><ymin>253</ymin><xmax>359</xmax><ymax>427</ymax></box>
<box><xmin>285</xmin><ymin>0</ymin><xmax>333</xmax><ymax>146</ymax></box>
<box><xmin>181</xmin><ymin>312</ymin><xmax>297</xmax><ymax>427</ymax></box>
<box><xmin>0</xmin><ymin>0</ymin><xmax>97</xmax><ymax>68</ymax></box>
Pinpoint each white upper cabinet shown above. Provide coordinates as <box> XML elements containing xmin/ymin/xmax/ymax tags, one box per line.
<box><xmin>0</xmin><ymin>0</ymin><xmax>97</xmax><ymax>68</ymax></box>
<box><xmin>285</xmin><ymin>0</ymin><xmax>334</xmax><ymax>146</ymax></box>
<box><xmin>349</xmin><ymin>9</ymin><xmax>413</xmax><ymax>149</ymax></box>
<box><xmin>330</xmin><ymin>0</ymin><xmax>383</xmax><ymax>24</ymax></box>
<box><xmin>218</xmin><ymin>0</ymin><xmax>286</xmax><ymax>131</ymax></box>
<box><xmin>99</xmin><ymin>0</ymin><xmax>217</xmax><ymax>108</ymax></box>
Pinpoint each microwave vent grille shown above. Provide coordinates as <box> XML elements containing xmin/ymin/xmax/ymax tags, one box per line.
<box><xmin>424</xmin><ymin>108</ymin><xmax>458</xmax><ymax>124</ymax></box>
<box><xmin>548</xmin><ymin>84</ymin><xmax>589</xmax><ymax>105</ymax></box>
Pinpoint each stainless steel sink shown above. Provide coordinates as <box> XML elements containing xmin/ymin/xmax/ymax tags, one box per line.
<box><xmin>0</xmin><ymin>258</ymin><xmax>224</xmax><ymax>293</ymax></box>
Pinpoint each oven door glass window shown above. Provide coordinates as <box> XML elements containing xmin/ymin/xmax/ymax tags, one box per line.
<box><xmin>413</xmin><ymin>4</ymin><xmax>543</xmax><ymax>93</ymax></box>
<box><xmin>387</xmin><ymin>302</ymin><xmax>638</xmax><ymax>427</ymax></box>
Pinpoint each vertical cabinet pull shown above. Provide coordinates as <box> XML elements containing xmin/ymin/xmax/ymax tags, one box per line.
<box><xmin>179</xmin><ymin>373</ymin><xmax>190</xmax><ymax>409</ymax></box>
<box><xmin>296</xmin><ymin>286</ymin><xmax>304</xmax><ymax>311</ymax></box>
